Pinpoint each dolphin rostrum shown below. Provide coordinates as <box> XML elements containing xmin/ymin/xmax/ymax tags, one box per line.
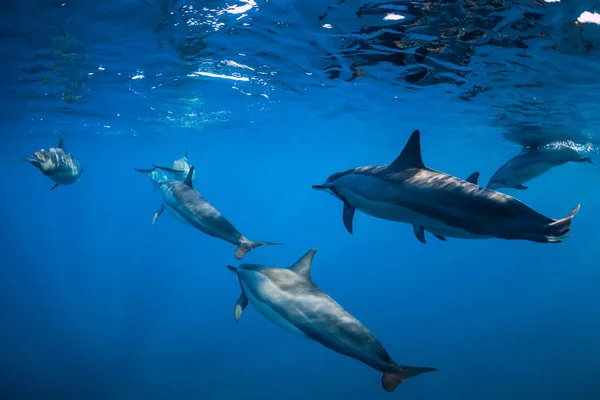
<box><xmin>227</xmin><ymin>249</ymin><xmax>437</xmax><ymax>392</ymax></box>
<box><xmin>487</xmin><ymin>145</ymin><xmax>594</xmax><ymax>191</ymax></box>
<box><xmin>15</xmin><ymin>133</ymin><xmax>83</xmax><ymax>190</ymax></box>
<box><xmin>312</xmin><ymin>129</ymin><xmax>580</xmax><ymax>244</ymax></box>
<box><xmin>151</xmin><ymin>150</ymin><xmax>195</xmax><ymax>182</ymax></box>
<box><xmin>152</xmin><ymin>166</ymin><xmax>282</xmax><ymax>259</ymax></box>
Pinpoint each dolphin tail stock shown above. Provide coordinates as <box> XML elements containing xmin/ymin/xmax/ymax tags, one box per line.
<box><xmin>545</xmin><ymin>204</ymin><xmax>580</xmax><ymax>242</ymax></box>
<box><xmin>234</xmin><ymin>237</ymin><xmax>284</xmax><ymax>260</ymax></box>
<box><xmin>382</xmin><ymin>365</ymin><xmax>437</xmax><ymax>392</ymax></box>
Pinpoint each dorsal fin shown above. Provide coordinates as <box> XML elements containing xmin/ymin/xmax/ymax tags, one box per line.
<box><xmin>391</xmin><ymin>130</ymin><xmax>425</xmax><ymax>169</ymax></box>
<box><xmin>184</xmin><ymin>150</ymin><xmax>188</xmax><ymax>159</ymax></box>
<box><xmin>288</xmin><ymin>249</ymin><xmax>317</xmax><ymax>279</ymax></box>
<box><xmin>57</xmin><ymin>133</ymin><xmax>64</xmax><ymax>149</ymax></box>
<box><xmin>184</xmin><ymin>166</ymin><xmax>194</xmax><ymax>188</ymax></box>
<box><xmin>465</xmin><ymin>171</ymin><xmax>480</xmax><ymax>185</ymax></box>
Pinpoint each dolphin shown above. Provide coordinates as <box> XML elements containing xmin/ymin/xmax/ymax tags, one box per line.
<box><xmin>227</xmin><ymin>248</ymin><xmax>437</xmax><ymax>392</ymax></box>
<box><xmin>152</xmin><ymin>166</ymin><xmax>282</xmax><ymax>259</ymax></box>
<box><xmin>151</xmin><ymin>150</ymin><xmax>195</xmax><ymax>182</ymax></box>
<box><xmin>133</xmin><ymin>166</ymin><xmax>168</xmax><ymax>188</ymax></box>
<box><xmin>487</xmin><ymin>145</ymin><xmax>594</xmax><ymax>191</ymax></box>
<box><xmin>14</xmin><ymin>133</ymin><xmax>83</xmax><ymax>190</ymax></box>
<box><xmin>312</xmin><ymin>129</ymin><xmax>580</xmax><ymax>244</ymax></box>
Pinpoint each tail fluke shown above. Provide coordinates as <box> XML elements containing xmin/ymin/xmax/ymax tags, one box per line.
<box><xmin>382</xmin><ymin>365</ymin><xmax>437</xmax><ymax>392</ymax></box>
<box><xmin>547</xmin><ymin>204</ymin><xmax>580</xmax><ymax>240</ymax></box>
<box><xmin>234</xmin><ymin>238</ymin><xmax>284</xmax><ymax>260</ymax></box>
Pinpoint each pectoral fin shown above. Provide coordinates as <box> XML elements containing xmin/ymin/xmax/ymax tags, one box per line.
<box><xmin>342</xmin><ymin>202</ymin><xmax>355</xmax><ymax>234</ymax></box>
<box><xmin>234</xmin><ymin>292</ymin><xmax>248</xmax><ymax>323</ymax></box>
<box><xmin>413</xmin><ymin>225</ymin><xmax>426</xmax><ymax>244</ymax></box>
<box><xmin>50</xmin><ymin>183</ymin><xmax>60</xmax><ymax>191</ymax></box>
<box><xmin>152</xmin><ymin>204</ymin><xmax>165</xmax><ymax>225</ymax></box>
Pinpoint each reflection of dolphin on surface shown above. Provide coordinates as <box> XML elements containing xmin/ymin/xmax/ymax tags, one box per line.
<box><xmin>313</xmin><ymin>129</ymin><xmax>580</xmax><ymax>244</ymax></box>
<box><xmin>227</xmin><ymin>248</ymin><xmax>437</xmax><ymax>392</ymax></box>
<box><xmin>153</xmin><ymin>167</ymin><xmax>282</xmax><ymax>259</ymax></box>
<box><xmin>15</xmin><ymin>133</ymin><xmax>84</xmax><ymax>190</ymax></box>
<box><xmin>487</xmin><ymin>145</ymin><xmax>594</xmax><ymax>191</ymax></box>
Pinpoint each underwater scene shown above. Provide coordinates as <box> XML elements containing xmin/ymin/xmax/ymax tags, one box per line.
<box><xmin>1</xmin><ymin>0</ymin><xmax>600</xmax><ymax>399</ymax></box>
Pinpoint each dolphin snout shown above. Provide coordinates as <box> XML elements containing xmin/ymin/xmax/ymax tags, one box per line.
<box><xmin>312</xmin><ymin>184</ymin><xmax>329</xmax><ymax>191</ymax></box>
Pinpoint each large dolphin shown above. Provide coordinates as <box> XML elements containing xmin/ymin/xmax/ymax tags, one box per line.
<box><xmin>312</xmin><ymin>129</ymin><xmax>580</xmax><ymax>244</ymax></box>
<box><xmin>152</xmin><ymin>166</ymin><xmax>282</xmax><ymax>259</ymax></box>
<box><xmin>487</xmin><ymin>145</ymin><xmax>594</xmax><ymax>191</ymax></box>
<box><xmin>151</xmin><ymin>150</ymin><xmax>195</xmax><ymax>182</ymax></box>
<box><xmin>15</xmin><ymin>133</ymin><xmax>83</xmax><ymax>190</ymax></box>
<box><xmin>227</xmin><ymin>249</ymin><xmax>437</xmax><ymax>392</ymax></box>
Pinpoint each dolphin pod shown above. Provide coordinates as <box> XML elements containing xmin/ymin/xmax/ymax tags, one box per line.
<box><xmin>227</xmin><ymin>249</ymin><xmax>437</xmax><ymax>392</ymax></box>
<box><xmin>13</xmin><ymin>133</ymin><xmax>84</xmax><ymax>190</ymax></box>
<box><xmin>152</xmin><ymin>166</ymin><xmax>282</xmax><ymax>260</ymax></box>
<box><xmin>312</xmin><ymin>129</ymin><xmax>580</xmax><ymax>244</ymax></box>
<box><xmin>487</xmin><ymin>145</ymin><xmax>594</xmax><ymax>191</ymax></box>
<box><xmin>15</xmin><ymin>130</ymin><xmax>588</xmax><ymax>392</ymax></box>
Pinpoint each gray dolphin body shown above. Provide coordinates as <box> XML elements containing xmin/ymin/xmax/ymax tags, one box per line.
<box><xmin>312</xmin><ymin>129</ymin><xmax>580</xmax><ymax>244</ymax></box>
<box><xmin>487</xmin><ymin>146</ymin><xmax>593</xmax><ymax>191</ymax></box>
<box><xmin>152</xmin><ymin>167</ymin><xmax>282</xmax><ymax>259</ymax></box>
<box><xmin>17</xmin><ymin>133</ymin><xmax>83</xmax><ymax>190</ymax></box>
<box><xmin>227</xmin><ymin>249</ymin><xmax>436</xmax><ymax>392</ymax></box>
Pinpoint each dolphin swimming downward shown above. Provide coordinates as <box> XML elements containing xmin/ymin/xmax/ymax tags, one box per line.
<box><xmin>312</xmin><ymin>129</ymin><xmax>580</xmax><ymax>244</ymax></box>
<box><xmin>152</xmin><ymin>166</ymin><xmax>282</xmax><ymax>259</ymax></box>
<box><xmin>227</xmin><ymin>248</ymin><xmax>437</xmax><ymax>392</ymax></box>
<box><xmin>15</xmin><ymin>133</ymin><xmax>83</xmax><ymax>190</ymax></box>
<box><xmin>487</xmin><ymin>145</ymin><xmax>594</xmax><ymax>191</ymax></box>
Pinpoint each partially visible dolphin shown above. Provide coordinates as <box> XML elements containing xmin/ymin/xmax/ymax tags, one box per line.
<box><xmin>487</xmin><ymin>145</ymin><xmax>594</xmax><ymax>191</ymax></box>
<box><xmin>133</xmin><ymin>167</ymin><xmax>168</xmax><ymax>188</ymax></box>
<box><xmin>312</xmin><ymin>129</ymin><xmax>580</xmax><ymax>244</ymax></box>
<box><xmin>227</xmin><ymin>249</ymin><xmax>437</xmax><ymax>392</ymax></box>
<box><xmin>14</xmin><ymin>133</ymin><xmax>84</xmax><ymax>190</ymax></box>
<box><xmin>151</xmin><ymin>150</ymin><xmax>195</xmax><ymax>182</ymax></box>
<box><xmin>153</xmin><ymin>166</ymin><xmax>282</xmax><ymax>259</ymax></box>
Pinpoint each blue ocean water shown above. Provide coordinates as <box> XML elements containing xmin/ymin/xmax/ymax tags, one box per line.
<box><xmin>1</xmin><ymin>0</ymin><xmax>600</xmax><ymax>399</ymax></box>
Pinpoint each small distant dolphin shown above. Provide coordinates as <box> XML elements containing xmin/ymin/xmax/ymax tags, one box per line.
<box><xmin>312</xmin><ymin>129</ymin><xmax>580</xmax><ymax>243</ymax></box>
<box><xmin>133</xmin><ymin>167</ymin><xmax>168</xmax><ymax>188</ymax></box>
<box><xmin>14</xmin><ymin>133</ymin><xmax>83</xmax><ymax>190</ymax></box>
<box><xmin>153</xmin><ymin>166</ymin><xmax>282</xmax><ymax>259</ymax></box>
<box><xmin>487</xmin><ymin>145</ymin><xmax>594</xmax><ymax>191</ymax></box>
<box><xmin>151</xmin><ymin>150</ymin><xmax>195</xmax><ymax>182</ymax></box>
<box><xmin>227</xmin><ymin>249</ymin><xmax>437</xmax><ymax>392</ymax></box>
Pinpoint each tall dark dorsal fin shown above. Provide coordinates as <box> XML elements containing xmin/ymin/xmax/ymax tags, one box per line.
<box><xmin>57</xmin><ymin>133</ymin><xmax>64</xmax><ymax>149</ymax></box>
<box><xmin>465</xmin><ymin>171</ymin><xmax>480</xmax><ymax>185</ymax></box>
<box><xmin>183</xmin><ymin>166</ymin><xmax>194</xmax><ymax>188</ymax></box>
<box><xmin>391</xmin><ymin>130</ymin><xmax>425</xmax><ymax>169</ymax></box>
<box><xmin>289</xmin><ymin>249</ymin><xmax>317</xmax><ymax>280</ymax></box>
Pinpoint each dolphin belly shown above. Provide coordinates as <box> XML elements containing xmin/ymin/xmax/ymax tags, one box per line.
<box><xmin>507</xmin><ymin>162</ymin><xmax>554</xmax><ymax>185</ymax></box>
<box><xmin>424</xmin><ymin>225</ymin><xmax>491</xmax><ymax>240</ymax></box>
<box><xmin>240</xmin><ymin>273</ymin><xmax>307</xmax><ymax>337</ymax></box>
<box><xmin>47</xmin><ymin>170</ymin><xmax>78</xmax><ymax>185</ymax></box>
